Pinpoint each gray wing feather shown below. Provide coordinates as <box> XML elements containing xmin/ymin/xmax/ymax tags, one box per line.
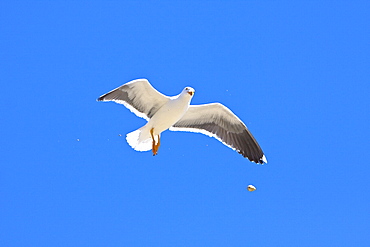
<box><xmin>170</xmin><ymin>103</ymin><xmax>267</xmax><ymax>164</ymax></box>
<box><xmin>97</xmin><ymin>79</ymin><xmax>170</xmax><ymax>120</ymax></box>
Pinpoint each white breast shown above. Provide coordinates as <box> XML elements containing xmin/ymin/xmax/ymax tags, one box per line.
<box><xmin>148</xmin><ymin>94</ymin><xmax>191</xmax><ymax>135</ymax></box>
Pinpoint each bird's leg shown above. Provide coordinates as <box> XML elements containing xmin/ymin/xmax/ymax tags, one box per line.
<box><xmin>150</xmin><ymin>128</ymin><xmax>157</xmax><ymax>156</ymax></box>
<box><xmin>154</xmin><ymin>134</ymin><xmax>161</xmax><ymax>155</ymax></box>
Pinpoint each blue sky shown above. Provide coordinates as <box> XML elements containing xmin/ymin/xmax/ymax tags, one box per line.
<box><xmin>1</xmin><ymin>1</ymin><xmax>369</xmax><ymax>246</ymax></box>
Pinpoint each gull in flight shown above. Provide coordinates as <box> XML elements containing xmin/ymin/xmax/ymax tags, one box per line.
<box><xmin>97</xmin><ymin>79</ymin><xmax>267</xmax><ymax>164</ymax></box>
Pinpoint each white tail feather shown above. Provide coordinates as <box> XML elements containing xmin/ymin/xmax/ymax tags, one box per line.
<box><xmin>126</xmin><ymin>126</ymin><xmax>152</xmax><ymax>151</ymax></box>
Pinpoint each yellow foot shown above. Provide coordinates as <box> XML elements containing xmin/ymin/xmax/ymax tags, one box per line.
<box><xmin>152</xmin><ymin>143</ymin><xmax>158</xmax><ymax>156</ymax></box>
<box><xmin>150</xmin><ymin>128</ymin><xmax>156</xmax><ymax>156</ymax></box>
<box><xmin>154</xmin><ymin>135</ymin><xmax>160</xmax><ymax>156</ymax></box>
<box><xmin>150</xmin><ymin>128</ymin><xmax>161</xmax><ymax>156</ymax></box>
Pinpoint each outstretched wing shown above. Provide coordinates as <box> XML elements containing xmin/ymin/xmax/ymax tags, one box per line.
<box><xmin>170</xmin><ymin>103</ymin><xmax>267</xmax><ymax>164</ymax></box>
<box><xmin>97</xmin><ymin>79</ymin><xmax>170</xmax><ymax>120</ymax></box>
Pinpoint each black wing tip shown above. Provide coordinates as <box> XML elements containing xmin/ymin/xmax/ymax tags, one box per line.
<box><xmin>97</xmin><ymin>95</ymin><xmax>106</xmax><ymax>101</ymax></box>
<box><xmin>238</xmin><ymin>151</ymin><xmax>267</xmax><ymax>164</ymax></box>
<box><xmin>248</xmin><ymin>156</ymin><xmax>267</xmax><ymax>164</ymax></box>
<box><xmin>255</xmin><ymin>154</ymin><xmax>268</xmax><ymax>164</ymax></box>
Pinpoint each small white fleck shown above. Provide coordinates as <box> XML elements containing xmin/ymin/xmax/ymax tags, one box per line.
<box><xmin>77</xmin><ymin>139</ymin><xmax>80</xmax><ymax>141</ymax></box>
<box><xmin>261</xmin><ymin>155</ymin><xmax>268</xmax><ymax>164</ymax></box>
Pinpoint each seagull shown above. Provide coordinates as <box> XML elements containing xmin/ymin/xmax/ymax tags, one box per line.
<box><xmin>97</xmin><ymin>79</ymin><xmax>267</xmax><ymax>164</ymax></box>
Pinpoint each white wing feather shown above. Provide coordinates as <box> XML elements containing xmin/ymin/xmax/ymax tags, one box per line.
<box><xmin>97</xmin><ymin>79</ymin><xmax>170</xmax><ymax>120</ymax></box>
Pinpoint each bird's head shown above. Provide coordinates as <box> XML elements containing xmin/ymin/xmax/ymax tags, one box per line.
<box><xmin>184</xmin><ymin>87</ymin><xmax>195</xmax><ymax>97</ymax></box>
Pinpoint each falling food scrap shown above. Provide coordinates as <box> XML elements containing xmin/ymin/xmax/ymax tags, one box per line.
<box><xmin>118</xmin><ymin>134</ymin><xmax>122</xmax><ymax>136</ymax></box>
<box><xmin>247</xmin><ymin>185</ymin><xmax>256</xmax><ymax>192</ymax></box>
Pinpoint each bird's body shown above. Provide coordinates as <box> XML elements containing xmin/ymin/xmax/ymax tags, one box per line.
<box><xmin>125</xmin><ymin>87</ymin><xmax>193</xmax><ymax>153</ymax></box>
<box><xmin>148</xmin><ymin>89</ymin><xmax>192</xmax><ymax>135</ymax></box>
<box><xmin>98</xmin><ymin>79</ymin><xmax>267</xmax><ymax>164</ymax></box>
